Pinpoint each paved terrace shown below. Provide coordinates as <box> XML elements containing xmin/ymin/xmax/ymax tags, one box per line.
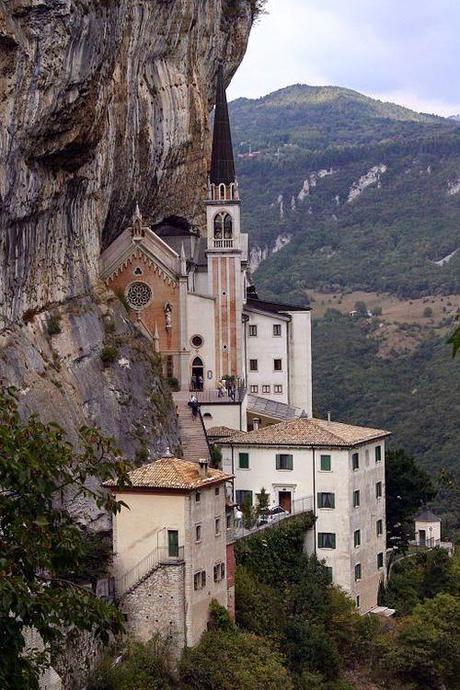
<box><xmin>233</xmin><ymin>495</ymin><xmax>313</xmax><ymax>541</ymax></box>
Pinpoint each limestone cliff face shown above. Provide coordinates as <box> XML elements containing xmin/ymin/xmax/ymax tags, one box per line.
<box><xmin>0</xmin><ymin>0</ymin><xmax>253</xmax><ymax>322</ymax></box>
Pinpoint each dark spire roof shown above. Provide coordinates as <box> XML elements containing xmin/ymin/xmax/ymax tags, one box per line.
<box><xmin>210</xmin><ymin>64</ymin><xmax>235</xmax><ymax>185</ymax></box>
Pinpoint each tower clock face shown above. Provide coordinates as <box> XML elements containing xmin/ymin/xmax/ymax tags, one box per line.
<box><xmin>126</xmin><ymin>281</ymin><xmax>152</xmax><ymax>309</ymax></box>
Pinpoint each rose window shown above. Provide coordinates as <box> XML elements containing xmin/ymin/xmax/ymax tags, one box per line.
<box><xmin>126</xmin><ymin>282</ymin><xmax>152</xmax><ymax>309</ymax></box>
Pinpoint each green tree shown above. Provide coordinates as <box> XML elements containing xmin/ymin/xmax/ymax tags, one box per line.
<box><xmin>180</xmin><ymin>628</ymin><xmax>293</xmax><ymax>690</ymax></box>
<box><xmin>354</xmin><ymin>301</ymin><xmax>368</xmax><ymax>317</ymax></box>
<box><xmin>385</xmin><ymin>448</ymin><xmax>436</xmax><ymax>548</ymax></box>
<box><xmin>0</xmin><ymin>387</ymin><xmax>132</xmax><ymax>689</ymax></box>
<box><xmin>389</xmin><ymin>593</ymin><xmax>460</xmax><ymax>689</ymax></box>
<box><xmin>256</xmin><ymin>487</ymin><xmax>270</xmax><ymax>514</ymax></box>
<box><xmin>447</xmin><ymin>314</ymin><xmax>460</xmax><ymax>357</ymax></box>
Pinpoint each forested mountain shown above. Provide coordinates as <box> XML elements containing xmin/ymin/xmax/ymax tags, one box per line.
<box><xmin>230</xmin><ymin>85</ymin><xmax>460</xmax><ymax>301</ymax></box>
<box><xmin>231</xmin><ymin>86</ymin><xmax>460</xmax><ymax>524</ymax></box>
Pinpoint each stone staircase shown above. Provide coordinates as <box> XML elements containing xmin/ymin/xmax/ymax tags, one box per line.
<box><xmin>173</xmin><ymin>393</ymin><xmax>211</xmax><ymax>462</ymax></box>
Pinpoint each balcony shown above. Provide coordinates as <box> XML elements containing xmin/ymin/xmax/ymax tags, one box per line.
<box><xmin>211</xmin><ymin>239</ymin><xmax>234</xmax><ymax>249</ymax></box>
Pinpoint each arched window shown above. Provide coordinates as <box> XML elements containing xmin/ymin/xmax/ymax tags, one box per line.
<box><xmin>214</xmin><ymin>212</ymin><xmax>232</xmax><ymax>239</ymax></box>
<box><xmin>218</xmin><ymin>183</ymin><xmax>226</xmax><ymax>200</ymax></box>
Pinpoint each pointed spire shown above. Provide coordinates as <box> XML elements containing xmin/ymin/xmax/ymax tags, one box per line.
<box><xmin>180</xmin><ymin>243</ymin><xmax>187</xmax><ymax>275</ymax></box>
<box><xmin>153</xmin><ymin>322</ymin><xmax>160</xmax><ymax>353</ymax></box>
<box><xmin>210</xmin><ymin>63</ymin><xmax>235</xmax><ymax>186</ymax></box>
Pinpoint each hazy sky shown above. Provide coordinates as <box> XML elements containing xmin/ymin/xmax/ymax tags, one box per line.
<box><xmin>228</xmin><ymin>0</ymin><xmax>460</xmax><ymax>116</ymax></box>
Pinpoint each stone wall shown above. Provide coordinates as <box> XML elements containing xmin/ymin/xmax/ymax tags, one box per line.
<box><xmin>121</xmin><ymin>562</ymin><xmax>186</xmax><ymax>653</ymax></box>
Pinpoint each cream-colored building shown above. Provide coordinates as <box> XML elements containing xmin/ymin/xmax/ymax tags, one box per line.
<box><xmin>107</xmin><ymin>455</ymin><xmax>233</xmax><ymax>648</ymax></box>
<box><xmin>220</xmin><ymin>417</ymin><xmax>390</xmax><ymax>612</ymax></box>
<box><xmin>414</xmin><ymin>508</ymin><xmax>442</xmax><ymax>547</ymax></box>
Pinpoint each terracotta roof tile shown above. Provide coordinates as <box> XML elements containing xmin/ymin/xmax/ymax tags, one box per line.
<box><xmin>106</xmin><ymin>457</ymin><xmax>232</xmax><ymax>491</ymax></box>
<box><xmin>207</xmin><ymin>426</ymin><xmax>238</xmax><ymax>438</ymax></box>
<box><xmin>224</xmin><ymin>417</ymin><xmax>390</xmax><ymax>448</ymax></box>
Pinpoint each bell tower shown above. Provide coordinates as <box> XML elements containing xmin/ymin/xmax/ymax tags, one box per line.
<box><xmin>206</xmin><ymin>64</ymin><xmax>244</xmax><ymax>382</ymax></box>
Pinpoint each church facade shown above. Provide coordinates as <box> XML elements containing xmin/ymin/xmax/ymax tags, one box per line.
<box><xmin>100</xmin><ymin>66</ymin><xmax>312</xmax><ymax>426</ymax></box>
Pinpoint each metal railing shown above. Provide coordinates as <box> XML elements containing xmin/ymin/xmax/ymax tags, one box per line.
<box><xmin>212</xmin><ymin>239</ymin><xmax>234</xmax><ymax>249</ymax></box>
<box><xmin>233</xmin><ymin>495</ymin><xmax>314</xmax><ymax>541</ymax></box>
<box><xmin>115</xmin><ymin>545</ymin><xmax>184</xmax><ymax>598</ymax></box>
<box><xmin>193</xmin><ymin>384</ymin><xmax>246</xmax><ymax>404</ymax></box>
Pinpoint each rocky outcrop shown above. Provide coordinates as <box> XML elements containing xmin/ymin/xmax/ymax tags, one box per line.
<box><xmin>0</xmin><ymin>0</ymin><xmax>253</xmax><ymax>322</ymax></box>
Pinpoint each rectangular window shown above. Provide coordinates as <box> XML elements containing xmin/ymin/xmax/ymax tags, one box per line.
<box><xmin>249</xmin><ymin>359</ymin><xmax>258</xmax><ymax>371</ymax></box>
<box><xmin>356</xmin><ymin>595</ymin><xmax>360</xmax><ymax>608</ymax></box>
<box><xmin>273</xmin><ymin>324</ymin><xmax>282</xmax><ymax>336</ymax></box>
<box><xmin>273</xmin><ymin>358</ymin><xmax>282</xmax><ymax>371</ymax></box>
<box><xmin>353</xmin><ymin>490</ymin><xmax>360</xmax><ymax>508</ymax></box>
<box><xmin>195</xmin><ymin>490</ymin><xmax>201</xmax><ymax>503</ymax></box>
<box><xmin>238</xmin><ymin>452</ymin><xmax>249</xmax><ymax>469</ymax></box>
<box><xmin>213</xmin><ymin>562</ymin><xmax>226</xmax><ymax>582</ymax></box>
<box><xmin>355</xmin><ymin>563</ymin><xmax>362</xmax><ymax>581</ymax></box>
<box><xmin>318</xmin><ymin>532</ymin><xmax>336</xmax><ymax>549</ymax></box>
<box><xmin>166</xmin><ymin>355</ymin><xmax>174</xmax><ymax>379</ymax></box>
<box><xmin>352</xmin><ymin>452</ymin><xmax>359</xmax><ymax>471</ymax></box>
<box><xmin>194</xmin><ymin>570</ymin><xmax>207</xmax><ymax>591</ymax></box>
<box><xmin>195</xmin><ymin>524</ymin><xmax>201</xmax><ymax>542</ymax></box>
<box><xmin>375</xmin><ymin>445</ymin><xmax>382</xmax><ymax>463</ymax></box>
<box><xmin>262</xmin><ymin>384</ymin><xmax>271</xmax><ymax>393</ymax></box>
<box><xmin>226</xmin><ymin>512</ymin><xmax>232</xmax><ymax>529</ymax></box>
<box><xmin>354</xmin><ymin>529</ymin><xmax>361</xmax><ymax>548</ymax></box>
<box><xmin>376</xmin><ymin>481</ymin><xmax>382</xmax><ymax>499</ymax></box>
<box><xmin>168</xmin><ymin>530</ymin><xmax>179</xmax><ymax>558</ymax></box>
<box><xmin>274</xmin><ymin>384</ymin><xmax>283</xmax><ymax>394</ymax></box>
<box><xmin>317</xmin><ymin>492</ymin><xmax>335</xmax><ymax>509</ymax></box>
<box><xmin>325</xmin><ymin>566</ymin><xmax>333</xmax><ymax>583</ymax></box>
<box><xmin>249</xmin><ymin>325</ymin><xmax>257</xmax><ymax>336</ymax></box>
<box><xmin>235</xmin><ymin>490</ymin><xmax>253</xmax><ymax>507</ymax></box>
<box><xmin>376</xmin><ymin>519</ymin><xmax>383</xmax><ymax>536</ymax></box>
<box><xmin>320</xmin><ymin>454</ymin><xmax>331</xmax><ymax>471</ymax></box>
<box><xmin>215</xmin><ymin>486</ymin><xmax>220</xmax><ymax>496</ymax></box>
<box><xmin>215</xmin><ymin>517</ymin><xmax>221</xmax><ymax>536</ymax></box>
<box><xmin>250</xmin><ymin>384</ymin><xmax>259</xmax><ymax>394</ymax></box>
<box><xmin>377</xmin><ymin>552</ymin><xmax>384</xmax><ymax>569</ymax></box>
<box><xmin>276</xmin><ymin>453</ymin><xmax>293</xmax><ymax>470</ymax></box>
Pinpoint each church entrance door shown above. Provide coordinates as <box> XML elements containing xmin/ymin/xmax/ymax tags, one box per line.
<box><xmin>191</xmin><ymin>357</ymin><xmax>204</xmax><ymax>391</ymax></box>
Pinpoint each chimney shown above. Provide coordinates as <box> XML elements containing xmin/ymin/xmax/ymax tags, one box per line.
<box><xmin>327</xmin><ymin>411</ymin><xmax>331</xmax><ymax>423</ymax></box>
<box><xmin>163</xmin><ymin>446</ymin><xmax>174</xmax><ymax>458</ymax></box>
<box><xmin>253</xmin><ymin>417</ymin><xmax>260</xmax><ymax>431</ymax></box>
<box><xmin>198</xmin><ymin>458</ymin><xmax>209</xmax><ymax>478</ymax></box>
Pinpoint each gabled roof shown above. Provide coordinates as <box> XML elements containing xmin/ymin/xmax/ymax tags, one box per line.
<box><xmin>223</xmin><ymin>417</ymin><xmax>390</xmax><ymax>448</ymax></box>
<box><xmin>210</xmin><ymin>64</ymin><xmax>235</xmax><ymax>185</ymax></box>
<box><xmin>414</xmin><ymin>509</ymin><xmax>441</xmax><ymax>523</ymax></box>
<box><xmin>207</xmin><ymin>426</ymin><xmax>238</xmax><ymax>439</ymax></box>
<box><xmin>105</xmin><ymin>457</ymin><xmax>232</xmax><ymax>492</ymax></box>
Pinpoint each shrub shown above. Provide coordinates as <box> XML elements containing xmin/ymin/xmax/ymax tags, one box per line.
<box><xmin>373</xmin><ymin>305</ymin><xmax>382</xmax><ymax>316</ymax></box>
<box><xmin>101</xmin><ymin>345</ymin><xmax>119</xmax><ymax>366</ymax></box>
<box><xmin>210</xmin><ymin>444</ymin><xmax>222</xmax><ymax>469</ymax></box>
<box><xmin>423</xmin><ymin>306</ymin><xmax>433</xmax><ymax>318</ymax></box>
<box><xmin>46</xmin><ymin>315</ymin><xmax>62</xmax><ymax>336</ymax></box>
<box><xmin>166</xmin><ymin>376</ymin><xmax>180</xmax><ymax>392</ymax></box>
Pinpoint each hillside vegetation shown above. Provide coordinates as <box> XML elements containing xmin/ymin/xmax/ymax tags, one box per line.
<box><xmin>230</xmin><ymin>85</ymin><xmax>460</xmax><ymax>300</ymax></box>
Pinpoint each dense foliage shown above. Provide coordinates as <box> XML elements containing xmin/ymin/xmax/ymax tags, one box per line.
<box><xmin>0</xmin><ymin>387</ymin><xmax>131</xmax><ymax>689</ymax></box>
<box><xmin>230</xmin><ymin>84</ymin><xmax>460</xmax><ymax>299</ymax></box>
<box><xmin>312</xmin><ymin>310</ymin><xmax>460</xmax><ymax>526</ymax></box>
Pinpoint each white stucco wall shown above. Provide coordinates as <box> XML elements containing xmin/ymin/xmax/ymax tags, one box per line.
<box><xmin>415</xmin><ymin>519</ymin><xmax>441</xmax><ymax>545</ymax></box>
<box><xmin>186</xmin><ymin>292</ymin><xmax>216</xmax><ymax>390</ymax></box>
<box><xmin>287</xmin><ymin>311</ymin><xmax>312</xmax><ymax>415</ymax></box>
<box><xmin>201</xmin><ymin>400</ymin><xmax>247</xmax><ymax>432</ymax></box>
<box><xmin>245</xmin><ymin>311</ymin><xmax>289</xmax><ymax>402</ymax></box>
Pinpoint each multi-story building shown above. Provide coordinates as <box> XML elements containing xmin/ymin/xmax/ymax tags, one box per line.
<box><xmin>219</xmin><ymin>416</ymin><xmax>390</xmax><ymax>612</ymax></box>
<box><xmin>107</xmin><ymin>455</ymin><xmax>233</xmax><ymax>649</ymax></box>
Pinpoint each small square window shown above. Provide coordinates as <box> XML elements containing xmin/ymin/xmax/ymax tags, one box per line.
<box><xmin>194</xmin><ymin>570</ymin><xmax>206</xmax><ymax>590</ymax></box>
<box><xmin>215</xmin><ymin>517</ymin><xmax>221</xmax><ymax>536</ymax></box>
<box><xmin>236</xmin><ymin>490</ymin><xmax>253</xmax><ymax>507</ymax></box>
<box><xmin>318</xmin><ymin>532</ymin><xmax>336</xmax><ymax>549</ymax></box>
<box><xmin>377</xmin><ymin>552</ymin><xmax>384</xmax><ymax>569</ymax></box>
<box><xmin>238</xmin><ymin>452</ymin><xmax>249</xmax><ymax>469</ymax></box>
<box><xmin>354</xmin><ymin>529</ymin><xmax>361</xmax><ymax>548</ymax></box>
<box><xmin>375</xmin><ymin>445</ymin><xmax>382</xmax><ymax>463</ymax></box>
<box><xmin>273</xmin><ymin>324</ymin><xmax>282</xmax><ymax>336</ymax></box>
<box><xmin>352</xmin><ymin>452</ymin><xmax>359</xmax><ymax>471</ymax></box>
<box><xmin>195</xmin><ymin>491</ymin><xmax>201</xmax><ymax>503</ymax></box>
<box><xmin>376</xmin><ymin>519</ymin><xmax>383</xmax><ymax>536</ymax></box>
<box><xmin>262</xmin><ymin>385</ymin><xmax>271</xmax><ymax>394</ymax></box>
<box><xmin>318</xmin><ymin>492</ymin><xmax>335</xmax><ymax>509</ymax></box>
<box><xmin>249</xmin><ymin>359</ymin><xmax>258</xmax><ymax>371</ymax></box>
<box><xmin>355</xmin><ymin>563</ymin><xmax>362</xmax><ymax>581</ymax></box>
<box><xmin>353</xmin><ymin>490</ymin><xmax>360</xmax><ymax>508</ymax></box>
<box><xmin>249</xmin><ymin>325</ymin><xmax>258</xmax><ymax>337</ymax></box>
<box><xmin>274</xmin><ymin>384</ymin><xmax>283</xmax><ymax>394</ymax></box>
<box><xmin>273</xmin><ymin>358</ymin><xmax>282</xmax><ymax>371</ymax></box>
<box><xmin>320</xmin><ymin>454</ymin><xmax>331</xmax><ymax>471</ymax></box>
<box><xmin>250</xmin><ymin>385</ymin><xmax>259</xmax><ymax>394</ymax></box>
<box><xmin>195</xmin><ymin>524</ymin><xmax>201</xmax><ymax>542</ymax></box>
<box><xmin>276</xmin><ymin>454</ymin><xmax>293</xmax><ymax>470</ymax></box>
<box><xmin>376</xmin><ymin>481</ymin><xmax>382</xmax><ymax>499</ymax></box>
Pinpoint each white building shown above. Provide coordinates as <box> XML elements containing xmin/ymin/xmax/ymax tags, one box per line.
<box><xmin>219</xmin><ymin>416</ymin><xmax>390</xmax><ymax>613</ymax></box>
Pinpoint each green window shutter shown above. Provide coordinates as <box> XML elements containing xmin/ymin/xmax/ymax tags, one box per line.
<box><xmin>320</xmin><ymin>454</ymin><xmax>331</xmax><ymax>471</ymax></box>
<box><xmin>168</xmin><ymin>530</ymin><xmax>179</xmax><ymax>558</ymax></box>
<box><xmin>239</xmin><ymin>452</ymin><xmax>249</xmax><ymax>469</ymax></box>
